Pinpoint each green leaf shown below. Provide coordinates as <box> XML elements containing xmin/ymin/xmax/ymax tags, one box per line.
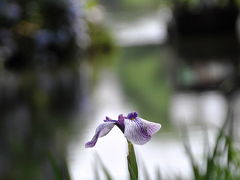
<box><xmin>127</xmin><ymin>141</ymin><xmax>138</xmax><ymax>180</ymax></box>
<box><xmin>48</xmin><ymin>152</ymin><xmax>71</xmax><ymax>180</ymax></box>
<box><xmin>155</xmin><ymin>167</ymin><xmax>162</xmax><ymax>180</ymax></box>
<box><xmin>95</xmin><ymin>154</ymin><xmax>113</xmax><ymax>180</ymax></box>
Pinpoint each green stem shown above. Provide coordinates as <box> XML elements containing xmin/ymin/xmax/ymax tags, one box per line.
<box><xmin>127</xmin><ymin>141</ymin><xmax>138</xmax><ymax>180</ymax></box>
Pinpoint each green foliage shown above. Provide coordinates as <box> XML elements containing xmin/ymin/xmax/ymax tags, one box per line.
<box><xmin>48</xmin><ymin>152</ymin><xmax>71</xmax><ymax>180</ymax></box>
<box><xmin>96</xmin><ymin>154</ymin><xmax>113</xmax><ymax>180</ymax></box>
<box><xmin>91</xmin><ymin>142</ymin><xmax>138</xmax><ymax>180</ymax></box>
<box><xmin>127</xmin><ymin>141</ymin><xmax>139</xmax><ymax>180</ymax></box>
<box><xmin>184</xmin><ymin>109</ymin><xmax>240</xmax><ymax>180</ymax></box>
<box><xmin>85</xmin><ymin>0</ymin><xmax>99</xmax><ymax>9</ymax></box>
<box><xmin>88</xmin><ymin>22</ymin><xmax>115</xmax><ymax>57</ymax></box>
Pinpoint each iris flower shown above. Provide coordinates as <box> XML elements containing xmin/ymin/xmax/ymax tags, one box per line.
<box><xmin>85</xmin><ymin>112</ymin><xmax>161</xmax><ymax>148</ymax></box>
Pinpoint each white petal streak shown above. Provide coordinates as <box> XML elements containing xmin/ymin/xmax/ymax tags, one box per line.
<box><xmin>141</xmin><ymin>118</ymin><xmax>161</xmax><ymax>136</ymax></box>
<box><xmin>98</xmin><ymin>122</ymin><xmax>115</xmax><ymax>137</ymax></box>
<box><xmin>124</xmin><ymin>119</ymin><xmax>151</xmax><ymax>145</ymax></box>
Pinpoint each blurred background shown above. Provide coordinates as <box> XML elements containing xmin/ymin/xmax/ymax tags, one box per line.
<box><xmin>1</xmin><ymin>0</ymin><xmax>240</xmax><ymax>179</ymax></box>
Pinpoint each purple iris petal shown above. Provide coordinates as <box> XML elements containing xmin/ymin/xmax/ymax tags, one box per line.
<box><xmin>118</xmin><ymin>114</ymin><xmax>125</xmax><ymax>124</ymax></box>
<box><xmin>124</xmin><ymin>117</ymin><xmax>161</xmax><ymax>145</ymax></box>
<box><xmin>117</xmin><ymin>114</ymin><xmax>125</xmax><ymax>132</ymax></box>
<box><xmin>85</xmin><ymin>112</ymin><xmax>161</xmax><ymax>148</ymax></box>
<box><xmin>127</xmin><ymin>112</ymin><xmax>138</xmax><ymax>120</ymax></box>
<box><xmin>103</xmin><ymin>116</ymin><xmax>124</xmax><ymax>132</ymax></box>
<box><xmin>104</xmin><ymin>119</ymin><xmax>118</xmax><ymax>123</ymax></box>
<box><xmin>105</xmin><ymin>116</ymin><xmax>112</xmax><ymax>121</ymax></box>
<box><xmin>141</xmin><ymin>119</ymin><xmax>161</xmax><ymax>136</ymax></box>
<box><xmin>85</xmin><ymin>122</ymin><xmax>115</xmax><ymax>148</ymax></box>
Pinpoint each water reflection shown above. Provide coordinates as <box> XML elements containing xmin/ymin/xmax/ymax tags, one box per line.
<box><xmin>170</xmin><ymin>92</ymin><xmax>227</xmax><ymax>128</ymax></box>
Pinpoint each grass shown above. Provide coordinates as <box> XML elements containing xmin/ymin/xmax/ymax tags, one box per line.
<box><xmin>184</xmin><ymin>108</ymin><xmax>240</xmax><ymax>180</ymax></box>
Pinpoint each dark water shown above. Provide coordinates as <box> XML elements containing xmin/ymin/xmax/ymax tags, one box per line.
<box><xmin>0</xmin><ymin>0</ymin><xmax>88</xmax><ymax>178</ymax></box>
<box><xmin>0</xmin><ymin>65</ymin><xmax>86</xmax><ymax>179</ymax></box>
